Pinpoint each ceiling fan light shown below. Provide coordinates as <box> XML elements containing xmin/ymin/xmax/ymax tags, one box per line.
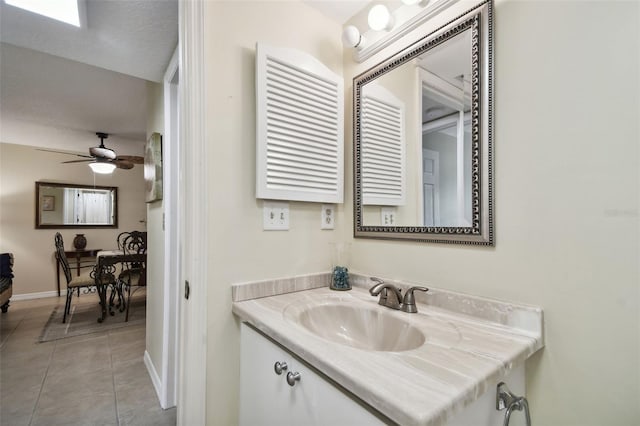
<box><xmin>89</xmin><ymin>161</ymin><xmax>116</xmax><ymax>174</ymax></box>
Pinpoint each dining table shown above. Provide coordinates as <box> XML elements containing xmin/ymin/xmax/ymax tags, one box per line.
<box><xmin>94</xmin><ymin>249</ymin><xmax>147</xmax><ymax>322</ymax></box>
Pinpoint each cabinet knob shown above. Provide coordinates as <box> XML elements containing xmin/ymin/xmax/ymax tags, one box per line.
<box><xmin>273</xmin><ymin>361</ymin><xmax>288</xmax><ymax>375</ymax></box>
<box><xmin>286</xmin><ymin>371</ymin><xmax>301</xmax><ymax>386</ymax></box>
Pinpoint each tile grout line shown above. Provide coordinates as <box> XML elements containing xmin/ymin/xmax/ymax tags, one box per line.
<box><xmin>28</xmin><ymin>337</ymin><xmax>58</xmax><ymax>426</ymax></box>
<box><xmin>109</xmin><ymin>330</ymin><xmax>121</xmax><ymax>426</ymax></box>
<box><xmin>0</xmin><ymin>315</ymin><xmax>23</xmax><ymax>350</ymax></box>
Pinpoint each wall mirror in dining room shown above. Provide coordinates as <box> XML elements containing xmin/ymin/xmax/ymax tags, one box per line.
<box><xmin>35</xmin><ymin>181</ymin><xmax>118</xmax><ymax>228</ymax></box>
<box><xmin>353</xmin><ymin>0</ymin><xmax>493</xmax><ymax>245</ymax></box>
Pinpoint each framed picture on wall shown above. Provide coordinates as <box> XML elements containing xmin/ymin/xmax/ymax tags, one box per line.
<box><xmin>144</xmin><ymin>132</ymin><xmax>163</xmax><ymax>203</ymax></box>
<box><xmin>42</xmin><ymin>195</ymin><xmax>55</xmax><ymax>211</ymax></box>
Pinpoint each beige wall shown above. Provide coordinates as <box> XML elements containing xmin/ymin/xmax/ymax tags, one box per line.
<box><xmin>145</xmin><ymin>81</ymin><xmax>166</xmax><ymax>377</ymax></box>
<box><xmin>345</xmin><ymin>1</ymin><xmax>639</xmax><ymax>425</ymax></box>
<box><xmin>0</xmin><ymin>142</ymin><xmax>146</xmax><ymax>296</ymax></box>
<box><xmin>203</xmin><ymin>1</ymin><xmax>344</xmax><ymax>424</ymax></box>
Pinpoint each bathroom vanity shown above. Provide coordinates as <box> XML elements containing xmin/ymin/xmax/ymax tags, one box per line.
<box><xmin>233</xmin><ymin>274</ymin><xmax>543</xmax><ymax>425</ymax></box>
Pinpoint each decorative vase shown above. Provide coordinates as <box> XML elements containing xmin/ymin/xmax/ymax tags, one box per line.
<box><xmin>329</xmin><ymin>242</ymin><xmax>351</xmax><ymax>291</ymax></box>
<box><xmin>73</xmin><ymin>234</ymin><xmax>87</xmax><ymax>250</ymax></box>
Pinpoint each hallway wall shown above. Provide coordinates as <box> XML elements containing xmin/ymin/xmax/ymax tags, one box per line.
<box><xmin>145</xmin><ymin>81</ymin><xmax>166</xmax><ymax>385</ymax></box>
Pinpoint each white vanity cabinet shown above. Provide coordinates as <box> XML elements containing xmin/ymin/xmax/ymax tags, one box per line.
<box><xmin>234</xmin><ymin>284</ymin><xmax>541</xmax><ymax>426</ymax></box>
<box><xmin>239</xmin><ymin>323</ymin><xmax>388</xmax><ymax>426</ymax></box>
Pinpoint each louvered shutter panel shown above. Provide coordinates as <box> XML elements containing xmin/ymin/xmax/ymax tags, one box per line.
<box><xmin>256</xmin><ymin>44</ymin><xmax>344</xmax><ymax>203</ymax></box>
<box><xmin>361</xmin><ymin>84</ymin><xmax>405</xmax><ymax>206</ymax></box>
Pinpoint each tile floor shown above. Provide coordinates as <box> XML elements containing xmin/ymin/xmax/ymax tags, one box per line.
<box><xmin>0</xmin><ymin>294</ymin><xmax>176</xmax><ymax>426</ymax></box>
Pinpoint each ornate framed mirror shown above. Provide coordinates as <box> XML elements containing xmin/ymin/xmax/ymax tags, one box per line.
<box><xmin>353</xmin><ymin>0</ymin><xmax>493</xmax><ymax>245</ymax></box>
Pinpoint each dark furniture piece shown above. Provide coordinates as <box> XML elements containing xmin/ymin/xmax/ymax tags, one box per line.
<box><xmin>54</xmin><ymin>233</ymin><xmax>114</xmax><ymax>323</ymax></box>
<box><xmin>0</xmin><ymin>253</ymin><xmax>13</xmax><ymax>313</ymax></box>
<box><xmin>95</xmin><ymin>250</ymin><xmax>146</xmax><ymax>322</ymax></box>
<box><xmin>116</xmin><ymin>231</ymin><xmax>147</xmax><ymax>321</ymax></box>
<box><xmin>55</xmin><ymin>248</ymin><xmax>101</xmax><ymax>296</ymax></box>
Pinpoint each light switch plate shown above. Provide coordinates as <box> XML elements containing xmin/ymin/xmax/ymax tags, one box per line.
<box><xmin>321</xmin><ymin>204</ymin><xmax>335</xmax><ymax>229</ymax></box>
<box><xmin>381</xmin><ymin>207</ymin><xmax>396</xmax><ymax>226</ymax></box>
<box><xmin>263</xmin><ymin>201</ymin><xmax>289</xmax><ymax>230</ymax></box>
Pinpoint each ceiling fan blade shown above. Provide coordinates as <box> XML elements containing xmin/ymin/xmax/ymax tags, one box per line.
<box><xmin>62</xmin><ymin>159</ymin><xmax>94</xmax><ymax>164</ymax></box>
<box><xmin>116</xmin><ymin>155</ymin><xmax>144</xmax><ymax>164</ymax></box>
<box><xmin>37</xmin><ymin>148</ymin><xmax>93</xmax><ymax>159</ymax></box>
<box><xmin>114</xmin><ymin>159</ymin><xmax>134</xmax><ymax>170</ymax></box>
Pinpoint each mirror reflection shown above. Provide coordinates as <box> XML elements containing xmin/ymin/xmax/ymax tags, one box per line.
<box><xmin>420</xmin><ymin>30</ymin><xmax>472</xmax><ymax>227</ymax></box>
<box><xmin>354</xmin><ymin>1</ymin><xmax>493</xmax><ymax>244</ymax></box>
<box><xmin>36</xmin><ymin>182</ymin><xmax>118</xmax><ymax>228</ymax></box>
<box><xmin>360</xmin><ymin>29</ymin><xmax>472</xmax><ymax>228</ymax></box>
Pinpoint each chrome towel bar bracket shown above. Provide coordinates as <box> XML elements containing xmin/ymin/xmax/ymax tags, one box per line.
<box><xmin>496</xmin><ymin>382</ymin><xmax>532</xmax><ymax>426</ymax></box>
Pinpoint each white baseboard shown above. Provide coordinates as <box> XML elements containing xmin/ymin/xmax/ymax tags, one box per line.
<box><xmin>144</xmin><ymin>350</ymin><xmax>165</xmax><ymax>408</ymax></box>
<box><xmin>12</xmin><ymin>291</ymin><xmax>60</xmax><ymax>301</ymax></box>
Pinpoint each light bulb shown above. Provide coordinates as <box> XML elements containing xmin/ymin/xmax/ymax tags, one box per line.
<box><xmin>342</xmin><ymin>25</ymin><xmax>365</xmax><ymax>49</ymax></box>
<box><xmin>368</xmin><ymin>5</ymin><xmax>394</xmax><ymax>31</ymax></box>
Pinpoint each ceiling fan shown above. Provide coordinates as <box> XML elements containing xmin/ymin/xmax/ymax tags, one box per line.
<box><xmin>38</xmin><ymin>132</ymin><xmax>144</xmax><ymax>173</ymax></box>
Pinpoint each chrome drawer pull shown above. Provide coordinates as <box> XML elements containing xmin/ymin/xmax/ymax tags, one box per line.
<box><xmin>273</xmin><ymin>361</ymin><xmax>287</xmax><ymax>375</ymax></box>
<box><xmin>286</xmin><ymin>371</ymin><xmax>301</xmax><ymax>386</ymax></box>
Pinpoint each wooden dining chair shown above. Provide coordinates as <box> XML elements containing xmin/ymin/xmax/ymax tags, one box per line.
<box><xmin>117</xmin><ymin>231</ymin><xmax>147</xmax><ymax>321</ymax></box>
<box><xmin>54</xmin><ymin>233</ymin><xmax>115</xmax><ymax>323</ymax></box>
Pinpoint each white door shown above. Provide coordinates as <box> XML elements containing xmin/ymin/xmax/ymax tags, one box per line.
<box><xmin>422</xmin><ymin>148</ymin><xmax>440</xmax><ymax>226</ymax></box>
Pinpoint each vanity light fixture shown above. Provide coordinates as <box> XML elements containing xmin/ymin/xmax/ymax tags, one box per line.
<box><xmin>342</xmin><ymin>25</ymin><xmax>365</xmax><ymax>50</ymax></box>
<box><xmin>368</xmin><ymin>4</ymin><xmax>394</xmax><ymax>31</ymax></box>
<box><xmin>89</xmin><ymin>159</ymin><xmax>116</xmax><ymax>174</ymax></box>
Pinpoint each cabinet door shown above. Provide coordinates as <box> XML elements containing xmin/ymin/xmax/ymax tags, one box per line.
<box><xmin>239</xmin><ymin>323</ymin><xmax>387</xmax><ymax>426</ymax></box>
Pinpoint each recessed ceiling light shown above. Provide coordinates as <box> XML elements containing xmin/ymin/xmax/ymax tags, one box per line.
<box><xmin>4</xmin><ymin>0</ymin><xmax>81</xmax><ymax>27</ymax></box>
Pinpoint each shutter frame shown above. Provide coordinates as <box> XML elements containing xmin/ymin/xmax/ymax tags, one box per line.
<box><xmin>361</xmin><ymin>83</ymin><xmax>406</xmax><ymax>206</ymax></box>
<box><xmin>256</xmin><ymin>43</ymin><xmax>344</xmax><ymax>203</ymax></box>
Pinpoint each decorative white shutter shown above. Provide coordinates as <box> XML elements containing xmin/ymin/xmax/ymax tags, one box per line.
<box><xmin>256</xmin><ymin>43</ymin><xmax>343</xmax><ymax>203</ymax></box>
<box><xmin>361</xmin><ymin>84</ymin><xmax>405</xmax><ymax>206</ymax></box>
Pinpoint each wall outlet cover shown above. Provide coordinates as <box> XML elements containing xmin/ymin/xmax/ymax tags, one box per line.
<box><xmin>381</xmin><ymin>207</ymin><xmax>397</xmax><ymax>226</ymax></box>
<box><xmin>321</xmin><ymin>204</ymin><xmax>335</xmax><ymax>230</ymax></box>
<box><xmin>263</xmin><ymin>201</ymin><xmax>289</xmax><ymax>230</ymax></box>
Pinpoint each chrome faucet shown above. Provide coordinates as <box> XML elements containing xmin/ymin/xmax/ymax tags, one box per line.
<box><xmin>369</xmin><ymin>278</ymin><xmax>403</xmax><ymax>310</ymax></box>
<box><xmin>369</xmin><ymin>277</ymin><xmax>429</xmax><ymax>313</ymax></box>
<box><xmin>400</xmin><ymin>286</ymin><xmax>429</xmax><ymax>313</ymax></box>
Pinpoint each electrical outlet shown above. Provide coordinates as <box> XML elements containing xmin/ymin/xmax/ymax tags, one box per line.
<box><xmin>263</xmin><ymin>201</ymin><xmax>289</xmax><ymax>230</ymax></box>
<box><xmin>381</xmin><ymin>207</ymin><xmax>396</xmax><ymax>226</ymax></box>
<box><xmin>321</xmin><ymin>204</ymin><xmax>335</xmax><ymax>230</ymax></box>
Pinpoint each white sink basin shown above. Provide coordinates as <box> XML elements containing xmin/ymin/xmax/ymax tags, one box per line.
<box><xmin>286</xmin><ymin>302</ymin><xmax>426</xmax><ymax>352</ymax></box>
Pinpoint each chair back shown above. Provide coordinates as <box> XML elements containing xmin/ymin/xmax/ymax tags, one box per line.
<box><xmin>54</xmin><ymin>233</ymin><xmax>72</xmax><ymax>284</ymax></box>
<box><xmin>117</xmin><ymin>231</ymin><xmax>130</xmax><ymax>251</ymax></box>
<box><xmin>120</xmin><ymin>231</ymin><xmax>147</xmax><ymax>269</ymax></box>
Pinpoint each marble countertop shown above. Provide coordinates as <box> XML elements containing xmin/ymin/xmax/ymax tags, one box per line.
<box><xmin>232</xmin><ymin>274</ymin><xmax>543</xmax><ymax>426</ymax></box>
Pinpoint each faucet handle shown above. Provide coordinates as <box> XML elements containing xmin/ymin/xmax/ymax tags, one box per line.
<box><xmin>401</xmin><ymin>286</ymin><xmax>429</xmax><ymax>313</ymax></box>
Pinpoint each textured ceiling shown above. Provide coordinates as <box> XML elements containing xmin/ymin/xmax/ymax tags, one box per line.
<box><xmin>1</xmin><ymin>43</ymin><xmax>148</xmax><ymax>141</ymax></box>
<box><xmin>0</xmin><ymin>0</ymin><xmax>365</xmax><ymax>153</ymax></box>
<box><xmin>0</xmin><ymin>0</ymin><xmax>178</xmax><ymax>82</ymax></box>
<box><xmin>0</xmin><ymin>0</ymin><xmax>177</xmax><ymax>152</ymax></box>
